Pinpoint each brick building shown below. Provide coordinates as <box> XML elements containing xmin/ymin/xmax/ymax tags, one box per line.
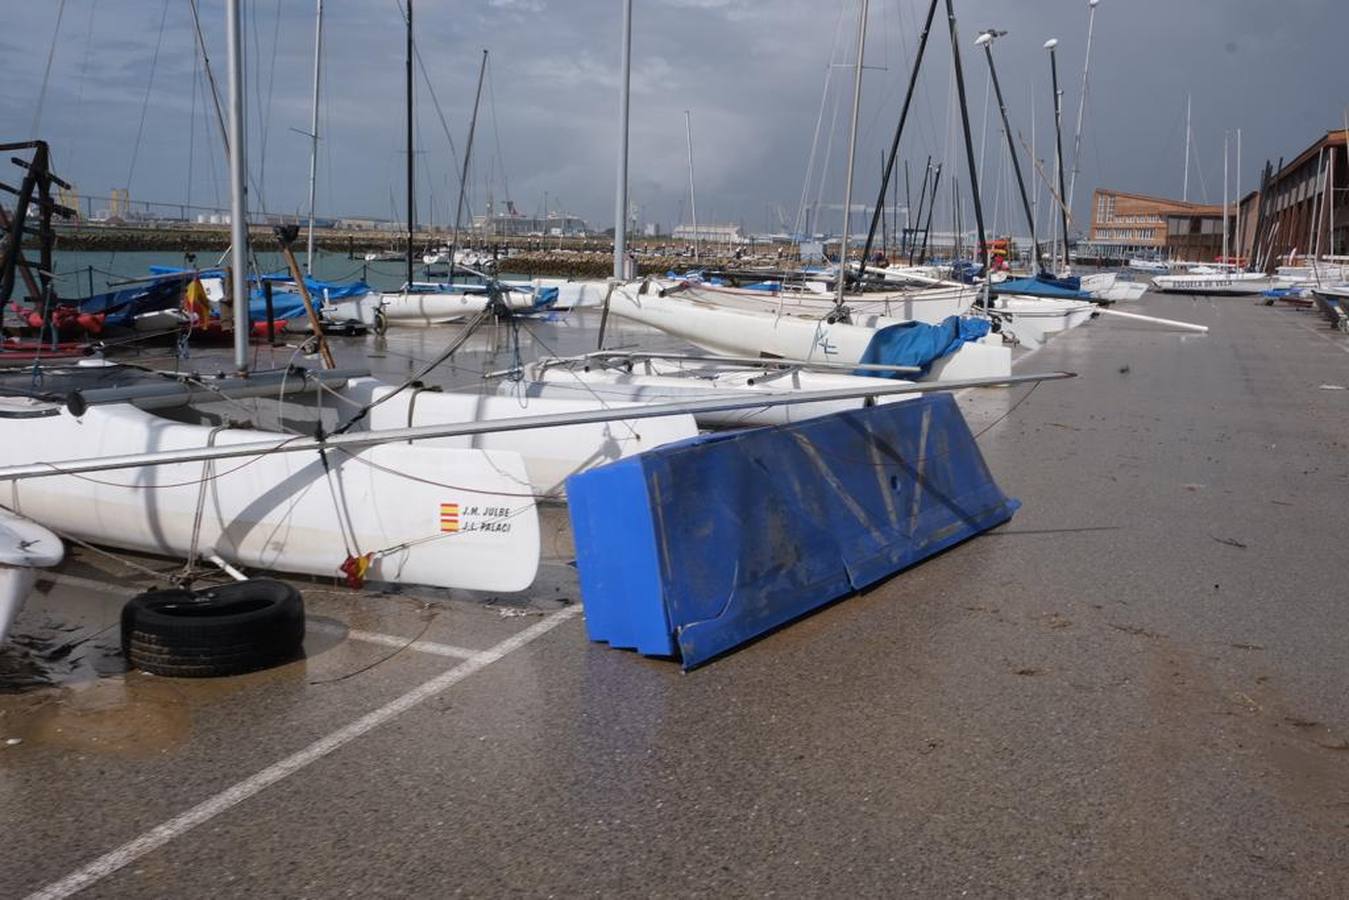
<box><xmin>1238</xmin><ymin>129</ymin><xmax>1348</xmax><ymax>266</ymax></box>
<box><xmin>1088</xmin><ymin>189</ymin><xmax>1225</xmax><ymax>260</ymax></box>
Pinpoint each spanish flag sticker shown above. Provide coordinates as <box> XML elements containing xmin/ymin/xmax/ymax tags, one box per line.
<box><xmin>440</xmin><ymin>503</ymin><xmax>460</xmax><ymax>533</ymax></box>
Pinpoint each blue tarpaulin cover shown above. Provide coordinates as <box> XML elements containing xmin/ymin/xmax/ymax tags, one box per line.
<box><xmin>567</xmin><ymin>393</ymin><xmax>1020</xmax><ymax>668</ymax></box>
<box><xmin>854</xmin><ymin>315</ymin><xmax>990</xmax><ymax>377</ymax></box>
<box><xmin>75</xmin><ymin>279</ymin><xmax>183</xmax><ymax>327</ymax></box>
<box><xmin>993</xmin><ymin>273</ymin><xmax>1090</xmax><ymax>299</ymax></box>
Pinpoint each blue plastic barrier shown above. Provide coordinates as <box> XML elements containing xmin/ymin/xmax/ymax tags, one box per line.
<box><xmin>566</xmin><ymin>393</ymin><xmax>1019</xmax><ymax>669</ymax></box>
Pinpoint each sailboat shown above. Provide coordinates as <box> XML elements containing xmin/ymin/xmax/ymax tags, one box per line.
<box><xmin>1153</xmin><ymin>132</ymin><xmax>1271</xmax><ymax>295</ymax></box>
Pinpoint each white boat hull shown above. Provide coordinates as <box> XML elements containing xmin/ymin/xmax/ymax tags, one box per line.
<box><xmin>609</xmin><ymin>285</ymin><xmax>1012</xmax><ymax>381</ymax></box>
<box><xmin>0</xmin><ymin>400</ymin><xmax>541</xmax><ymax>592</ymax></box>
<box><xmin>1152</xmin><ymin>273</ymin><xmax>1272</xmax><ymax>295</ymax></box>
<box><xmin>503</xmin><ymin>363</ymin><xmax>915</xmax><ymax>428</ymax></box>
<box><xmin>684</xmin><ymin>283</ymin><xmax>974</xmax><ymax>325</ymax></box>
<box><xmin>992</xmin><ymin>296</ymin><xmax>1096</xmax><ymax>334</ymax></box>
<box><xmin>340</xmin><ymin>378</ymin><xmax>698</xmax><ymax>495</ymax></box>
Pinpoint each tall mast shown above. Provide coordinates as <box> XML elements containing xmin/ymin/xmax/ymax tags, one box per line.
<box><xmin>946</xmin><ymin>0</ymin><xmax>990</xmax><ymax>308</ymax></box>
<box><xmin>685</xmin><ymin>110</ymin><xmax>699</xmax><ymax>262</ymax></box>
<box><xmin>226</xmin><ymin>0</ymin><xmax>248</xmax><ymax>374</ymax></box>
<box><xmin>1224</xmin><ymin>130</ymin><xmax>1235</xmax><ymax>264</ymax></box>
<box><xmin>1046</xmin><ymin>38</ymin><xmax>1071</xmax><ymax>274</ymax></box>
<box><xmin>1235</xmin><ymin>126</ymin><xmax>1242</xmax><ymax>265</ymax></box>
<box><xmin>448</xmin><ymin>50</ymin><xmax>488</xmax><ymax>283</ymax></box>
<box><xmin>857</xmin><ymin>0</ymin><xmax>940</xmax><ymax>282</ymax></box>
<box><xmin>835</xmin><ymin>0</ymin><xmax>870</xmax><ymax>307</ymax></box>
<box><xmin>304</xmin><ymin>0</ymin><xmax>323</xmax><ymax>274</ymax></box>
<box><xmin>977</xmin><ymin>29</ymin><xmax>1039</xmax><ymax>272</ymax></box>
<box><xmin>613</xmin><ymin>0</ymin><xmax>632</xmax><ymax>279</ymax></box>
<box><xmin>1183</xmin><ymin>94</ymin><xmax>1191</xmax><ymax>202</ymax></box>
<box><xmin>1066</xmin><ymin>0</ymin><xmax>1099</xmax><ymax>215</ymax></box>
<box><xmin>405</xmin><ymin>0</ymin><xmax>414</xmax><ymax>291</ymax></box>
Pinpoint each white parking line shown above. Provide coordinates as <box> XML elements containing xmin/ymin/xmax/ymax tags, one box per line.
<box><xmin>306</xmin><ymin>619</ymin><xmax>478</xmax><ymax>659</ymax></box>
<box><xmin>24</xmin><ymin>605</ymin><xmax>583</xmax><ymax>900</ymax></box>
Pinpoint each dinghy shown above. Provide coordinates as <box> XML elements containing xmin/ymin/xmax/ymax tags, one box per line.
<box><xmin>1152</xmin><ymin>270</ymin><xmax>1272</xmax><ymax>295</ymax></box>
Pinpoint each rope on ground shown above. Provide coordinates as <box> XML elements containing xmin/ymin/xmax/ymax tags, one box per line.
<box><xmin>306</xmin><ymin>601</ymin><xmax>437</xmax><ymax>685</ymax></box>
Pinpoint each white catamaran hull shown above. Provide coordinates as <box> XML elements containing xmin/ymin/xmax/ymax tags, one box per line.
<box><xmin>609</xmin><ymin>285</ymin><xmax>1012</xmax><ymax>381</ymax></box>
<box><xmin>340</xmin><ymin>378</ymin><xmax>698</xmax><ymax>495</ymax></box>
<box><xmin>0</xmin><ymin>400</ymin><xmax>541</xmax><ymax>592</ymax></box>
<box><xmin>499</xmin><ymin>363</ymin><xmax>916</xmax><ymax>428</ymax></box>
<box><xmin>326</xmin><ymin>288</ymin><xmax>538</xmax><ymax>326</ymax></box>
<box><xmin>683</xmin><ymin>283</ymin><xmax>975</xmax><ymax>325</ymax></box>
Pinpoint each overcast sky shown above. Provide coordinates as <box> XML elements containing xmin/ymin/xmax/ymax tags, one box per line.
<box><xmin>4</xmin><ymin>0</ymin><xmax>1344</xmax><ymax>237</ymax></box>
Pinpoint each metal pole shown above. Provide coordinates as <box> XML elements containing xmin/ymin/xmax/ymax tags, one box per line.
<box><xmin>946</xmin><ymin>0</ymin><xmax>991</xmax><ymax>310</ymax></box>
<box><xmin>1183</xmin><ymin>93</ymin><xmax>1191</xmax><ymax>202</ymax></box>
<box><xmin>857</xmin><ymin>0</ymin><xmax>940</xmax><ymax>281</ymax></box>
<box><xmin>613</xmin><ymin>0</ymin><xmax>633</xmax><ymax>280</ymax></box>
<box><xmin>1047</xmin><ymin>39</ymin><xmax>1071</xmax><ymax>273</ymax></box>
<box><xmin>1066</xmin><ymin>0</ymin><xmax>1099</xmax><ymax>215</ymax></box>
<box><xmin>305</xmin><ymin>0</ymin><xmax>323</xmax><ymax>274</ymax></box>
<box><xmin>1235</xmin><ymin>126</ymin><xmax>1243</xmax><ymax>265</ymax></box>
<box><xmin>978</xmin><ymin>31</ymin><xmax>1039</xmax><ymax>272</ymax></box>
<box><xmin>835</xmin><ymin>0</ymin><xmax>871</xmax><ymax>307</ymax></box>
<box><xmin>920</xmin><ymin>164</ymin><xmax>941</xmax><ymax>262</ymax></box>
<box><xmin>225</xmin><ymin>0</ymin><xmax>249</xmax><ymax>374</ymax></box>
<box><xmin>685</xmin><ymin>109</ymin><xmax>699</xmax><ymax>262</ymax></box>
<box><xmin>1222</xmin><ymin>131</ymin><xmax>1229</xmax><ymax>264</ymax></box>
<box><xmin>405</xmin><ymin>0</ymin><xmax>414</xmax><ymax>291</ymax></box>
<box><xmin>909</xmin><ymin>158</ymin><xmax>932</xmax><ymax>265</ymax></box>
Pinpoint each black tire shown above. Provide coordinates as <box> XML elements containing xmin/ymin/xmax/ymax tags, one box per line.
<box><xmin>373</xmin><ymin>309</ymin><xmax>389</xmax><ymax>336</ymax></box>
<box><xmin>121</xmin><ymin>579</ymin><xmax>305</xmax><ymax>678</ymax></box>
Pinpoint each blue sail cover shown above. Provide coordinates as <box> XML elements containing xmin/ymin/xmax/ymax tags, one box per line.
<box><xmin>567</xmin><ymin>393</ymin><xmax>1020</xmax><ymax>668</ymax></box>
<box><xmin>148</xmin><ymin>266</ymin><xmax>373</xmax><ymax>304</ymax></box>
<box><xmin>146</xmin><ymin>266</ymin><xmax>380</xmax><ymax>319</ymax></box>
<box><xmin>854</xmin><ymin>315</ymin><xmax>991</xmax><ymax>377</ymax></box>
<box><xmin>75</xmin><ymin>278</ymin><xmax>183</xmax><ymax>327</ymax></box>
<box><xmin>993</xmin><ymin>273</ymin><xmax>1090</xmax><ymax>299</ymax></box>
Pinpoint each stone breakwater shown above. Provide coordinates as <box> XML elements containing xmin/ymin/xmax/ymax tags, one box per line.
<box><xmin>42</xmin><ymin>225</ymin><xmax>801</xmax><ymax>278</ymax></box>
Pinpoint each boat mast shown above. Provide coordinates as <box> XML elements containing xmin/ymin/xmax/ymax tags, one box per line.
<box><xmin>1235</xmin><ymin>127</ymin><xmax>1242</xmax><ymax>265</ymax></box>
<box><xmin>685</xmin><ymin>110</ymin><xmax>699</xmax><ymax>262</ymax></box>
<box><xmin>1222</xmin><ymin>131</ymin><xmax>1229</xmax><ymax>264</ymax></box>
<box><xmin>304</xmin><ymin>0</ymin><xmax>323</xmax><ymax>274</ymax></box>
<box><xmin>857</xmin><ymin>0</ymin><xmax>940</xmax><ymax>283</ymax></box>
<box><xmin>405</xmin><ymin>0</ymin><xmax>414</xmax><ymax>291</ymax></box>
<box><xmin>835</xmin><ymin>0</ymin><xmax>870</xmax><ymax>307</ymax></box>
<box><xmin>1183</xmin><ymin>94</ymin><xmax>1191</xmax><ymax>202</ymax></box>
<box><xmin>1046</xmin><ymin>38</ymin><xmax>1071</xmax><ymax>274</ymax></box>
<box><xmin>226</xmin><ymin>0</ymin><xmax>249</xmax><ymax>375</ymax></box>
<box><xmin>946</xmin><ymin>0</ymin><xmax>991</xmax><ymax>309</ymax></box>
<box><xmin>613</xmin><ymin>0</ymin><xmax>632</xmax><ymax>279</ymax></box>
<box><xmin>977</xmin><ymin>29</ymin><xmax>1040</xmax><ymax>273</ymax></box>
<box><xmin>449</xmin><ymin>50</ymin><xmax>489</xmax><ymax>284</ymax></box>
<box><xmin>1066</xmin><ymin>0</ymin><xmax>1099</xmax><ymax>215</ymax></box>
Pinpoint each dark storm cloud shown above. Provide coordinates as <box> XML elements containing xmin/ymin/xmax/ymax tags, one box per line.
<box><xmin>7</xmin><ymin>0</ymin><xmax>1344</xmax><ymax>234</ymax></box>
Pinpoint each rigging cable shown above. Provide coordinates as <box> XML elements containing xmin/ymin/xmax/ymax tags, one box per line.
<box><xmin>29</xmin><ymin>0</ymin><xmax>70</xmax><ymax>137</ymax></box>
<box><xmin>124</xmin><ymin>0</ymin><xmax>172</xmax><ymax>193</ymax></box>
<box><xmin>486</xmin><ymin>57</ymin><xmax>513</xmax><ymax>210</ymax></box>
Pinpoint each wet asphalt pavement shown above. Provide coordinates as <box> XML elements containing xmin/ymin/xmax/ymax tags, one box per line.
<box><xmin>3</xmin><ymin>293</ymin><xmax>1349</xmax><ymax>897</ymax></box>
